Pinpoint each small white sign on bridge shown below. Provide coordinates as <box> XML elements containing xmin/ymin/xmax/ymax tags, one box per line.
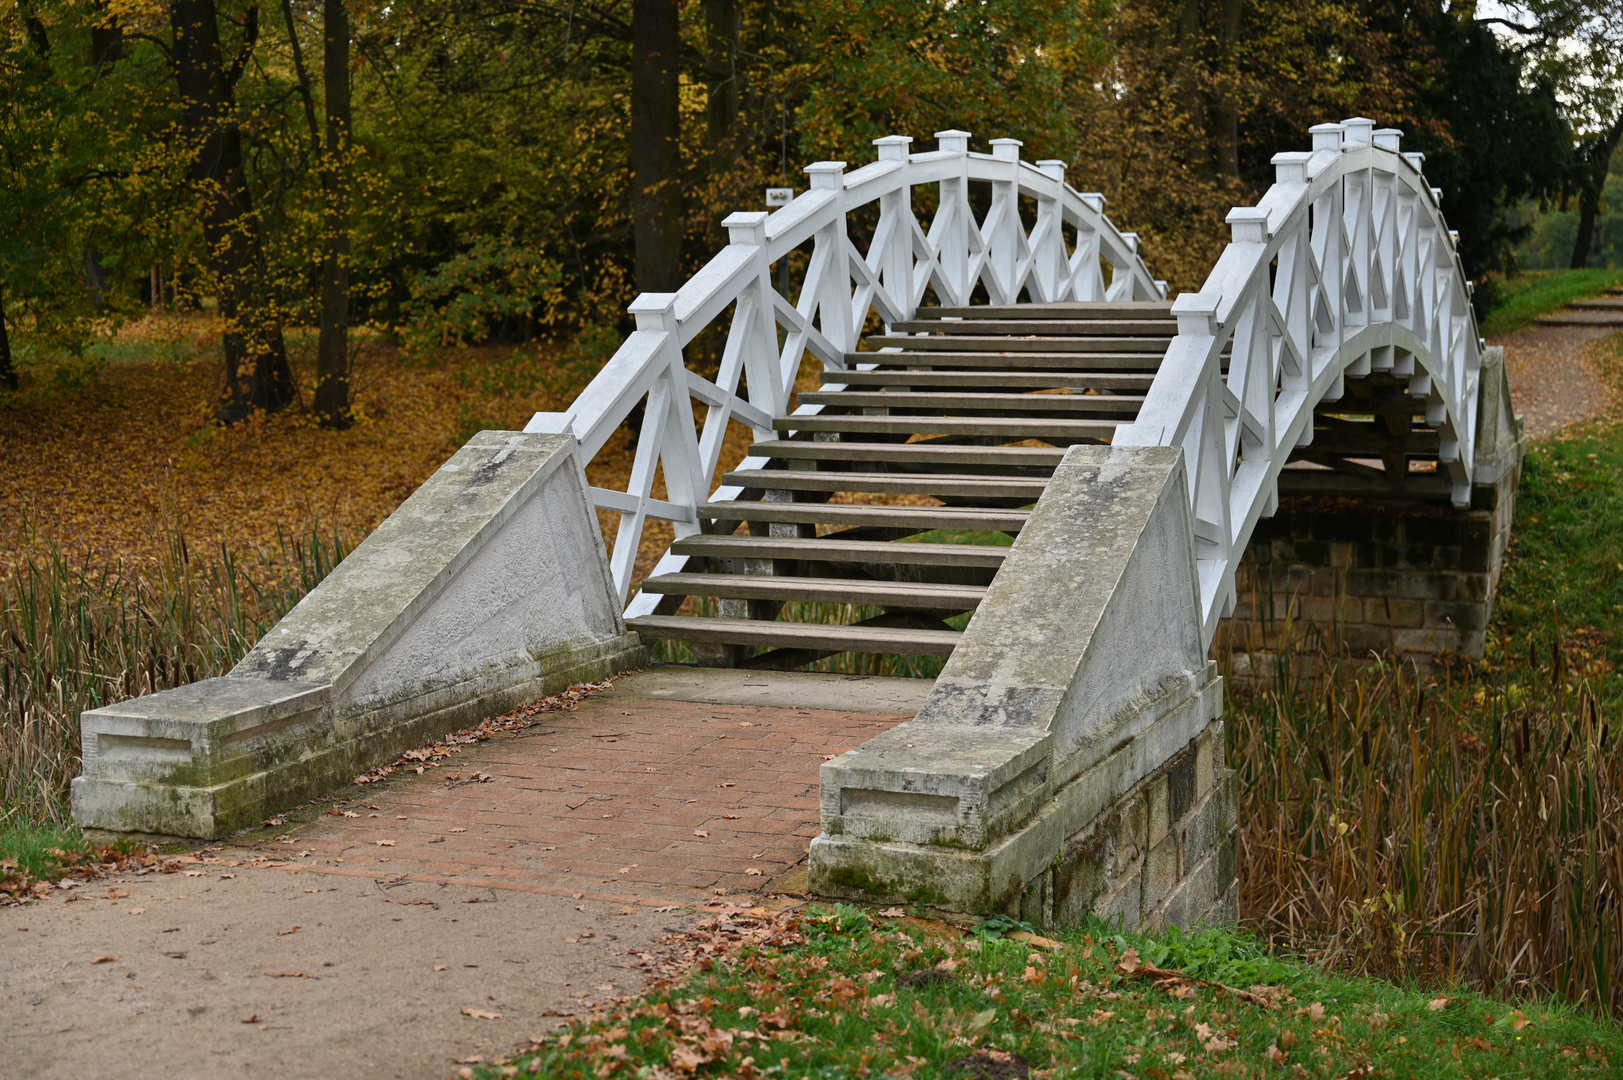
<box><xmin>765</xmin><ymin>187</ymin><xmax>794</xmax><ymax>207</ymax></box>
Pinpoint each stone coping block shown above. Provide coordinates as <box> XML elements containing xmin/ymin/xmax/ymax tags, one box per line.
<box><xmin>73</xmin><ymin>431</ymin><xmax>646</xmax><ymax>839</ymax></box>
<box><xmin>811</xmin><ymin>445</ymin><xmax>1222</xmax><ymax>913</ymax></box>
<box><xmin>1474</xmin><ymin>346</ymin><xmax>1525</xmax><ymax>487</ymax></box>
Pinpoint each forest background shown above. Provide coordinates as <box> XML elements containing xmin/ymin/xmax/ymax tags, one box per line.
<box><xmin>2</xmin><ymin>0</ymin><xmax>1620</xmax><ymax>425</ymax></box>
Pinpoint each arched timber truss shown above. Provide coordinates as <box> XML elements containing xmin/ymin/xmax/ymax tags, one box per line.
<box><xmin>1117</xmin><ymin>118</ymin><xmax>1485</xmax><ymax>644</ymax></box>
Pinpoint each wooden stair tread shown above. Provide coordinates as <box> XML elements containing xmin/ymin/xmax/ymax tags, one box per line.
<box><xmin>748</xmin><ymin>441</ymin><xmax>1066</xmax><ymax>467</ymax></box>
<box><xmin>627</xmin><ymin>616</ymin><xmax>962</xmax><ymax>655</ymax></box>
<box><xmin>889</xmin><ymin>319</ymin><xmax>1176</xmax><ymax>336</ymax></box>
<box><xmin>829</xmin><ymin>370</ymin><xmax>1156</xmax><ymax>389</ymax></box>
<box><xmin>723</xmin><ymin>469</ymin><xmax>1047</xmax><ymax>498</ymax></box>
<box><xmin>798</xmin><ymin>390</ymin><xmax>1144</xmax><ymax>414</ymax></box>
<box><xmin>773</xmin><ymin>415</ymin><xmax>1118</xmax><ymax>438</ymax></box>
<box><xmin>865</xmin><ymin>335</ymin><xmax>1171</xmax><ymax>353</ymax></box>
<box><xmin>670</xmin><ymin>534</ymin><xmax>1010</xmax><ymax>567</ymax></box>
<box><xmin>699</xmin><ymin>502</ymin><xmax>1029</xmax><ymax>530</ymax></box>
<box><xmin>913</xmin><ymin>303</ymin><xmax>1172</xmax><ymax>319</ymax></box>
<box><xmin>641</xmin><ymin>573</ymin><xmax>986</xmax><ymax>609</ymax></box>
<box><xmin>851</xmin><ymin>351</ymin><xmax>1167</xmax><ymax>371</ymax></box>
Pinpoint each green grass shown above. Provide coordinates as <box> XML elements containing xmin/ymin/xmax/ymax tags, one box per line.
<box><xmin>479</xmin><ymin>905</ymin><xmax>1622</xmax><ymax>1079</ymax></box>
<box><xmin>0</xmin><ymin>820</ymin><xmax>91</xmax><ymax>881</ymax></box>
<box><xmin>1489</xmin><ymin>391</ymin><xmax>1623</xmax><ymax>707</ymax></box>
<box><xmin>1478</xmin><ymin>268</ymin><xmax>1623</xmax><ymax>336</ymax></box>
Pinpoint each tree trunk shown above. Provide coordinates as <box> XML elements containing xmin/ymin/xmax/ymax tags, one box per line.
<box><xmin>704</xmin><ymin>0</ymin><xmax>739</xmax><ymax>174</ymax></box>
<box><xmin>1570</xmin><ymin>110</ymin><xmax>1623</xmax><ymax>269</ymax></box>
<box><xmin>0</xmin><ymin>281</ymin><xmax>16</xmax><ymax>392</ymax></box>
<box><xmin>1211</xmin><ymin>0</ymin><xmax>1243</xmax><ymax>181</ymax></box>
<box><xmin>313</xmin><ymin>0</ymin><xmax>352</xmax><ymax>428</ymax></box>
<box><xmin>1173</xmin><ymin>0</ymin><xmax>1214</xmax><ymax>181</ymax></box>
<box><xmin>632</xmin><ymin>0</ymin><xmax>684</xmax><ymax>293</ymax></box>
<box><xmin>171</xmin><ymin>0</ymin><xmax>296</xmax><ymax>422</ymax></box>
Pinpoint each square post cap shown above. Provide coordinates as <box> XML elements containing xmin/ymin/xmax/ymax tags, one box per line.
<box><xmin>1035</xmin><ymin>159</ymin><xmax>1067</xmax><ymax>181</ymax></box>
<box><xmin>804</xmin><ymin>161</ymin><xmax>847</xmax><ymax>189</ymax></box>
<box><xmin>1340</xmin><ymin>117</ymin><xmax>1375</xmax><ymax>145</ymax></box>
<box><xmin>722</xmin><ymin>211</ymin><xmax>768</xmax><ymax>245</ymax></box>
<box><xmin>989</xmin><ymin>138</ymin><xmax>1022</xmax><ymax>162</ymax></box>
<box><xmin>873</xmin><ymin>135</ymin><xmax>913</xmax><ymax>162</ymax></box>
<box><xmin>1373</xmin><ymin>128</ymin><xmax>1403</xmax><ymax>151</ymax></box>
<box><xmin>628</xmin><ymin>292</ymin><xmax>679</xmax><ymax>331</ymax></box>
<box><xmin>935</xmin><ymin>129</ymin><xmax>972</xmax><ymax>154</ymax></box>
<box><xmin>1226</xmin><ymin>206</ymin><xmax>1270</xmax><ymax>243</ymax></box>
<box><xmin>1309</xmin><ymin>123</ymin><xmax>1344</xmax><ymax>152</ymax></box>
<box><xmin>1271</xmin><ymin>151</ymin><xmax>1312</xmax><ymax>184</ymax></box>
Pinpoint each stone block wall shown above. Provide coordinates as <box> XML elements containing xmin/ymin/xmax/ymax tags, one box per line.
<box><xmin>1215</xmin><ymin>465</ymin><xmax>1519</xmax><ymax>660</ymax></box>
<box><xmin>1028</xmin><ymin>718</ymin><xmax>1237</xmax><ymax>930</ymax></box>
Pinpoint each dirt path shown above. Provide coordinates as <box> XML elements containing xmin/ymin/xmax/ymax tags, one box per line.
<box><xmin>1494</xmin><ymin>324</ymin><xmax>1619</xmax><ymax>439</ymax></box>
<box><xmin>0</xmin><ymin>668</ymin><xmax>926</xmax><ymax>1079</ymax></box>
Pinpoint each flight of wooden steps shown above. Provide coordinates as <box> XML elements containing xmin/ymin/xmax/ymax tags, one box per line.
<box><xmin>625</xmin><ymin>302</ymin><xmax>1175</xmax><ymax>669</ymax></box>
<box><xmin>1535</xmin><ymin>291</ymin><xmax>1623</xmax><ymax>327</ymax></box>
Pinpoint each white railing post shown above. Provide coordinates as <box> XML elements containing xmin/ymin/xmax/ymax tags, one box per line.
<box><xmin>804</xmin><ymin>161</ymin><xmax>853</xmax><ymax>356</ymax></box>
<box><xmin>935</xmin><ymin>130</ymin><xmax>973</xmax><ymax>304</ymax></box>
<box><xmin>1033</xmin><ymin>160</ymin><xmax>1067</xmax><ymax>303</ymax></box>
<box><xmin>874</xmin><ymin>135</ymin><xmax>915</xmax><ymax>323</ymax></box>
<box><xmin>987</xmin><ymin>138</ymin><xmax>1023</xmax><ymax>304</ymax></box>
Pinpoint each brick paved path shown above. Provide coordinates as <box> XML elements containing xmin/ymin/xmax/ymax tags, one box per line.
<box><xmin>251</xmin><ymin>669</ymin><xmax>924</xmax><ymax>905</ymax></box>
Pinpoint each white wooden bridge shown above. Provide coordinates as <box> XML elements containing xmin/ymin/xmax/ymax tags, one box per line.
<box><xmin>526</xmin><ymin>118</ymin><xmax>1492</xmax><ymax>663</ymax></box>
<box><xmin>76</xmin><ymin>118</ymin><xmax>1520</xmax><ymax>926</ymax></box>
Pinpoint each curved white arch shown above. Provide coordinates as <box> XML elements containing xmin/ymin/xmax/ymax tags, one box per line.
<box><xmin>527</xmin><ymin>131</ymin><xmax>1166</xmax><ymax>604</ymax></box>
<box><xmin>1115</xmin><ymin>118</ymin><xmax>1485</xmax><ymax>644</ymax></box>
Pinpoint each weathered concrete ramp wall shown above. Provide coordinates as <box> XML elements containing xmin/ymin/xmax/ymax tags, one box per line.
<box><xmin>810</xmin><ymin>445</ymin><xmax>1235</xmax><ymax>930</ymax></box>
<box><xmin>73</xmin><ymin>431</ymin><xmax>645</xmax><ymax>839</ymax></box>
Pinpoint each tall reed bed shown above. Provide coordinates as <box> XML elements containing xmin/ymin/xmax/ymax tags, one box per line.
<box><xmin>1231</xmin><ymin>635</ymin><xmax>1623</xmax><ymax>1017</ymax></box>
<box><xmin>0</xmin><ymin>524</ymin><xmax>346</xmax><ymax>823</ymax></box>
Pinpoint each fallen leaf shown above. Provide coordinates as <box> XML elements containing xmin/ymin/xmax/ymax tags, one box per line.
<box><xmin>1265</xmin><ymin>1044</ymin><xmax>1287</xmax><ymax>1065</ymax></box>
<box><xmin>106</xmin><ymin>889</ymin><xmax>130</xmax><ymax>900</ymax></box>
<box><xmin>183</xmin><ymin>870</ymin><xmax>204</xmax><ymax>877</ymax></box>
<box><xmin>92</xmin><ymin>956</ymin><xmax>117</xmax><ymax>964</ymax></box>
<box><xmin>454</xmin><ymin>1055</ymin><xmax>485</xmax><ymax>1064</ymax></box>
<box><xmin>264</xmin><ymin>971</ymin><xmax>318</xmax><ymax>979</ymax></box>
<box><xmin>879</xmin><ymin>907</ymin><xmax>905</xmax><ymax>918</ymax></box>
<box><xmin>461</xmin><ymin>1008</ymin><xmax>501</xmax><ymax>1020</ymax></box>
<box><xmin>693</xmin><ymin>830</ymin><xmax>709</xmax><ymax>838</ymax></box>
<box><xmin>240</xmin><ymin>1015</ymin><xmax>260</xmax><ymax>1023</ymax></box>
<box><xmin>668</xmin><ymin>1044</ymin><xmax>713</xmax><ymax>1072</ymax></box>
<box><xmin>745</xmin><ymin>868</ymin><xmax>764</xmax><ymax>876</ymax></box>
<box><xmin>128</xmin><ymin>908</ymin><xmax>146</xmax><ymax>915</ymax></box>
<box><xmin>450</xmin><ymin>828</ymin><xmax>467</xmax><ymax>834</ymax></box>
<box><xmin>1506</xmin><ymin>1011</ymin><xmax>1532</xmax><ymax>1031</ymax></box>
<box><xmin>434</xmin><ymin>965</ymin><xmax>449</xmax><ymax>971</ymax></box>
<box><xmin>1116</xmin><ymin>947</ymin><xmax>1142</xmax><ymax>975</ymax></box>
<box><xmin>277</xmin><ymin>926</ymin><xmax>300</xmax><ymax>936</ymax></box>
<box><xmin>1428</xmin><ymin>997</ymin><xmax>1449</xmax><ymax>1011</ymax></box>
<box><xmin>1008</xmin><ymin>930</ymin><xmax>1063</xmax><ymax>950</ymax></box>
<box><xmin>375</xmin><ymin>840</ymin><xmax>396</xmax><ymax>847</ymax></box>
<box><xmin>219</xmin><ymin>874</ymin><xmax>236</xmax><ymax>880</ymax></box>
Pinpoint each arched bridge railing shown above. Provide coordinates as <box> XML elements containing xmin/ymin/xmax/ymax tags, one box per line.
<box><xmin>527</xmin><ymin>131</ymin><xmax>1167</xmax><ymax>604</ymax></box>
<box><xmin>1116</xmin><ymin>118</ymin><xmax>1485</xmax><ymax>644</ymax></box>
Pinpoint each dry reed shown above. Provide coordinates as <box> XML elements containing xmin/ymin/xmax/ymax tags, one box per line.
<box><xmin>1232</xmin><ymin>634</ymin><xmax>1623</xmax><ymax>1017</ymax></box>
<box><xmin>0</xmin><ymin>523</ymin><xmax>346</xmax><ymax>823</ymax></box>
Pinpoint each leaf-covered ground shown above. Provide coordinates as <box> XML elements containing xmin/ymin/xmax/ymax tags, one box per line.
<box><xmin>479</xmin><ymin>904</ymin><xmax>1623</xmax><ymax>1080</ymax></box>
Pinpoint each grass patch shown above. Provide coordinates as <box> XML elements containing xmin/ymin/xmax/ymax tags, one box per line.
<box><xmin>477</xmin><ymin>905</ymin><xmax>1621</xmax><ymax>1079</ymax></box>
<box><xmin>0</xmin><ymin>820</ymin><xmax>92</xmax><ymax>880</ymax></box>
<box><xmin>1478</xmin><ymin>268</ymin><xmax>1623</xmax><ymax>336</ymax></box>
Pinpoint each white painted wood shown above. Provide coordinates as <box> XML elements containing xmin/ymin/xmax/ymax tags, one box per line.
<box><xmin>1115</xmin><ymin>120</ymin><xmax>1484</xmax><ymax>644</ymax></box>
<box><xmin>527</xmin><ymin>132</ymin><xmax>1165</xmax><ymax>605</ymax></box>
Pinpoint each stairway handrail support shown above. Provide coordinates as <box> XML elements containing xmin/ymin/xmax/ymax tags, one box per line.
<box><xmin>527</xmin><ymin>132</ymin><xmax>1168</xmax><ymax>609</ymax></box>
<box><xmin>1115</xmin><ymin>119</ymin><xmax>1485</xmax><ymax>646</ymax></box>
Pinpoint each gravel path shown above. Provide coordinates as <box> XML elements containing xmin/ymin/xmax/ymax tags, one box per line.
<box><xmin>1494</xmin><ymin>324</ymin><xmax>1618</xmax><ymax>439</ymax></box>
